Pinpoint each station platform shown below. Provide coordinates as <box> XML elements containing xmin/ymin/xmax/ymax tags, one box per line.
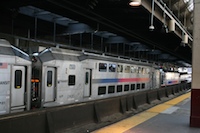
<box><xmin>92</xmin><ymin>91</ymin><xmax>200</xmax><ymax>133</ymax></box>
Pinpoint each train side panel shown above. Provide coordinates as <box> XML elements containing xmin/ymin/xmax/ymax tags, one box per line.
<box><xmin>160</xmin><ymin>70</ymin><xmax>180</xmax><ymax>87</ymax></box>
<box><xmin>153</xmin><ymin>69</ymin><xmax>161</xmax><ymax>89</ymax></box>
<box><xmin>81</xmin><ymin>59</ymin><xmax>152</xmax><ymax>100</ymax></box>
<box><xmin>0</xmin><ymin>61</ymin><xmax>11</xmax><ymax>114</ymax></box>
<box><xmin>36</xmin><ymin>48</ymin><xmax>85</xmax><ymax>107</ymax></box>
<box><xmin>55</xmin><ymin>60</ymin><xmax>84</xmax><ymax>105</ymax></box>
<box><xmin>0</xmin><ymin>39</ymin><xmax>32</xmax><ymax>114</ymax></box>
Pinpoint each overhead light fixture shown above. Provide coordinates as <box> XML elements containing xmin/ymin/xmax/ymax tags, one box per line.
<box><xmin>129</xmin><ymin>0</ymin><xmax>141</xmax><ymax>6</ymax></box>
<box><xmin>149</xmin><ymin>0</ymin><xmax>155</xmax><ymax>31</ymax></box>
<box><xmin>180</xmin><ymin>33</ymin><xmax>188</xmax><ymax>47</ymax></box>
<box><xmin>149</xmin><ymin>25</ymin><xmax>155</xmax><ymax>31</ymax></box>
<box><xmin>169</xmin><ymin>19</ymin><xmax>175</xmax><ymax>32</ymax></box>
<box><xmin>182</xmin><ymin>33</ymin><xmax>188</xmax><ymax>44</ymax></box>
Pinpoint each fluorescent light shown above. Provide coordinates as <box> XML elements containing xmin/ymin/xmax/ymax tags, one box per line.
<box><xmin>129</xmin><ymin>0</ymin><xmax>141</xmax><ymax>6</ymax></box>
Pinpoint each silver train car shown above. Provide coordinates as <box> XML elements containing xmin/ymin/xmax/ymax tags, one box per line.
<box><xmin>0</xmin><ymin>39</ymin><xmax>31</xmax><ymax>115</ymax></box>
<box><xmin>160</xmin><ymin>70</ymin><xmax>181</xmax><ymax>87</ymax></box>
<box><xmin>0</xmin><ymin>39</ymin><xmax>191</xmax><ymax>114</ymax></box>
<box><xmin>31</xmin><ymin>47</ymin><xmax>162</xmax><ymax>108</ymax></box>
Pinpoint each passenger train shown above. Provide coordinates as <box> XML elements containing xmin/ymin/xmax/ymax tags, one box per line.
<box><xmin>0</xmin><ymin>39</ymin><xmax>191</xmax><ymax>115</ymax></box>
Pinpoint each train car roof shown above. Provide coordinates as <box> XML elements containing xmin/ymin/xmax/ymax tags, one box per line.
<box><xmin>79</xmin><ymin>52</ymin><xmax>154</xmax><ymax>67</ymax></box>
<box><xmin>37</xmin><ymin>47</ymin><xmax>157</xmax><ymax>67</ymax></box>
<box><xmin>0</xmin><ymin>39</ymin><xmax>30</xmax><ymax>61</ymax></box>
<box><xmin>37</xmin><ymin>47</ymin><xmax>80</xmax><ymax>62</ymax></box>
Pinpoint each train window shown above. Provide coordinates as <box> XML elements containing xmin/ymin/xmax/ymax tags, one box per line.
<box><xmin>136</xmin><ymin>83</ymin><xmax>140</xmax><ymax>90</ymax></box>
<box><xmin>117</xmin><ymin>85</ymin><xmax>122</xmax><ymax>92</ymax></box>
<box><xmin>135</xmin><ymin>67</ymin><xmax>138</xmax><ymax>73</ymax></box>
<box><xmin>68</xmin><ymin>75</ymin><xmax>76</xmax><ymax>86</ymax></box>
<box><xmin>99</xmin><ymin>63</ymin><xmax>107</xmax><ymax>72</ymax></box>
<box><xmin>117</xmin><ymin>65</ymin><xmax>123</xmax><ymax>73</ymax></box>
<box><xmin>15</xmin><ymin>70</ymin><xmax>22</xmax><ymax>89</ymax></box>
<box><xmin>124</xmin><ymin>66</ymin><xmax>130</xmax><ymax>73</ymax></box>
<box><xmin>108</xmin><ymin>86</ymin><xmax>115</xmax><ymax>94</ymax></box>
<box><xmin>109</xmin><ymin>64</ymin><xmax>116</xmax><ymax>72</ymax></box>
<box><xmin>142</xmin><ymin>68</ymin><xmax>147</xmax><ymax>74</ymax></box>
<box><xmin>124</xmin><ymin>84</ymin><xmax>129</xmax><ymax>91</ymax></box>
<box><xmin>138</xmin><ymin>67</ymin><xmax>142</xmax><ymax>73</ymax></box>
<box><xmin>131</xmin><ymin>84</ymin><xmax>135</xmax><ymax>90</ymax></box>
<box><xmin>144</xmin><ymin>68</ymin><xmax>148</xmax><ymax>74</ymax></box>
<box><xmin>47</xmin><ymin>71</ymin><xmax>52</xmax><ymax>87</ymax></box>
<box><xmin>98</xmin><ymin>86</ymin><xmax>106</xmax><ymax>95</ymax></box>
<box><xmin>85</xmin><ymin>72</ymin><xmax>89</xmax><ymax>84</ymax></box>
<box><xmin>146</xmin><ymin>68</ymin><xmax>150</xmax><ymax>74</ymax></box>
<box><xmin>142</xmin><ymin>83</ymin><xmax>145</xmax><ymax>89</ymax></box>
<box><xmin>131</xmin><ymin>66</ymin><xmax>136</xmax><ymax>73</ymax></box>
<box><xmin>141</xmin><ymin>68</ymin><xmax>144</xmax><ymax>74</ymax></box>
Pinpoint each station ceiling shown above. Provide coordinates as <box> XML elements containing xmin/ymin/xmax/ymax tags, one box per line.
<box><xmin>0</xmin><ymin>0</ymin><xmax>193</xmax><ymax>67</ymax></box>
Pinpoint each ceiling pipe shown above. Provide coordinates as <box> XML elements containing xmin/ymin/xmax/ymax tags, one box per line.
<box><xmin>161</xmin><ymin>3</ymin><xmax>168</xmax><ymax>33</ymax></box>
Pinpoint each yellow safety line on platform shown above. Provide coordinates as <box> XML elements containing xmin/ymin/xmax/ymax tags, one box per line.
<box><xmin>92</xmin><ymin>92</ymin><xmax>191</xmax><ymax>133</ymax></box>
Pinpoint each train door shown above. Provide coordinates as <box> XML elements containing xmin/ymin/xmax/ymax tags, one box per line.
<box><xmin>160</xmin><ymin>71</ymin><xmax>165</xmax><ymax>86</ymax></box>
<box><xmin>11</xmin><ymin>66</ymin><xmax>25</xmax><ymax>108</ymax></box>
<box><xmin>151</xmin><ymin>72</ymin><xmax>155</xmax><ymax>89</ymax></box>
<box><xmin>84</xmin><ymin>69</ymin><xmax>92</xmax><ymax>97</ymax></box>
<box><xmin>44</xmin><ymin>67</ymin><xmax>56</xmax><ymax>102</ymax></box>
<box><xmin>155</xmin><ymin>70</ymin><xmax>161</xmax><ymax>88</ymax></box>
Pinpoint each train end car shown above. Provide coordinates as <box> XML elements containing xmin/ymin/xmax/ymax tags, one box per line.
<box><xmin>0</xmin><ymin>39</ymin><xmax>32</xmax><ymax>115</ymax></box>
<box><xmin>178</xmin><ymin>67</ymin><xmax>192</xmax><ymax>83</ymax></box>
<box><xmin>31</xmin><ymin>47</ymin><xmax>85</xmax><ymax>108</ymax></box>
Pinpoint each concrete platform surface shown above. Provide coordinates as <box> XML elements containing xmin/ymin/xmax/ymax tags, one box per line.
<box><xmin>92</xmin><ymin>92</ymin><xmax>200</xmax><ymax>133</ymax></box>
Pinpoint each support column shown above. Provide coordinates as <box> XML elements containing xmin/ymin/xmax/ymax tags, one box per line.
<box><xmin>190</xmin><ymin>0</ymin><xmax>200</xmax><ymax>127</ymax></box>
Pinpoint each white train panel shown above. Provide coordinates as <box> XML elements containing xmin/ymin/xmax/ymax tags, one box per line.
<box><xmin>0</xmin><ymin>63</ymin><xmax>10</xmax><ymax>114</ymax></box>
<box><xmin>0</xmin><ymin>39</ymin><xmax>32</xmax><ymax>114</ymax></box>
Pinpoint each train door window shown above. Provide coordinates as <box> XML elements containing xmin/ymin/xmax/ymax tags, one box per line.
<box><xmin>85</xmin><ymin>72</ymin><xmax>89</xmax><ymax>84</ymax></box>
<box><xmin>98</xmin><ymin>86</ymin><xmax>106</xmax><ymax>95</ymax></box>
<box><xmin>108</xmin><ymin>86</ymin><xmax>115</xmax><ymax>94</ymax></box>
<box><xmin>15</xmin><ymin>70</ymin><xmax>22</xmax><ymax>89</ymax></box>
<box><xmin>117</xmin><ymin>85</ymin><xmax>122</xmax><ymax>92</ymax></box>
<box><xmin>131</xmin><ymin>84</ymin><xmax>135</xmax><ymax>90</ymax></box>
<box><xmin>69</xmin><ymin>75</ymin><xmax>76</xmax><ymax>86</ymax></box>
<box><xmin>117</xmin><ymin>65</ymin><xmax>123</xmax><ymax>73</ymax></box>
<box><xmin>47</xmin><ymin>71</ymin><xmax>52</xmax><ymax>87</ymax></box>
<box><xmin>124</xmin><ymin>84</ymin><xmax>129</xmax><ymax>91</ymax></box>
<box><xmin>125</xmin><ymin>66</ymin><xmax>130</xmax><ymax>73</ymax></box>
<box><xmin>99</xmin><ymin>63</ymin><xmax>107</xmax><ymax>72</ymax></box>
<box><xmin>142</xmin><ymin>83</ymin><xmax>145</xmax><ymax>89</ymax></box>
<box><xmin>136</xmin><ymin>83</ymin><xmax>140</xmax><ymax>90</ymax></box>
<box><xmin>109</xmin><ymin>64</ymin><xmax>116</xmax><ymax>72</ymax></box>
